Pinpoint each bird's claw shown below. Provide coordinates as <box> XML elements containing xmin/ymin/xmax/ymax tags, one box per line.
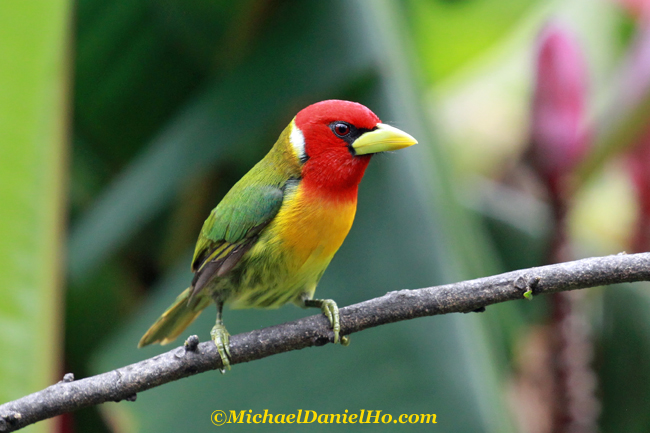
<box><xmin>319</xmin><ymin>299</ymin><xmax>341</xmax><ymax>344</ymax></box>
<box><xmin>210</xmin><ymin>324</ymin><xmax>231</xmax><ymax>373</ymax></box>
<box><xmin>303</xmin><ymin>298</ymin><xmax>349</xmax><ymax>345</ymax></box>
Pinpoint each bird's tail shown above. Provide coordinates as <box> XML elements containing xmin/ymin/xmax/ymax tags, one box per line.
<box><xmin>138</xmin><ymin>287</ymin><xmax>211</xmax><ymax>348</ymax></box>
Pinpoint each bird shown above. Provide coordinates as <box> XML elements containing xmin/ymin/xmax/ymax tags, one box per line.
<box><xmin>138</xmin><ymin>100</ymin><xmax>417</xmax><ymax>370</ymax></box>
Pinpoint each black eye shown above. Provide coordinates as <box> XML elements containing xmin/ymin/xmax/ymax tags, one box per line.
<box><xmin>334</xmin><ymin>122</ymin><xmax>351</xmax><ymax>137</ymax></box>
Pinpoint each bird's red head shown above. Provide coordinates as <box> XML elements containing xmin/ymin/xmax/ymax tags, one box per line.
<box><xmin>291</xmin><ymin>100</ymin><xmax>381</xmax><ymax>199</ymax></box>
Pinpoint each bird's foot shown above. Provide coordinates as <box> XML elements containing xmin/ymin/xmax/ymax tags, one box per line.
<box><xmin>210</xmin><ymin>323</ymin><xmax>231</xmax><ymax>373</ymax></box>
<box><xmin>303</xmin><ymin>298</ymin><xmax>349</xmax><ymax>345</ymax></box>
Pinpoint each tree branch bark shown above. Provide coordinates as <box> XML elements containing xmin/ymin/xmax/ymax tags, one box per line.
<box><xmin>2</xmin><ymin>252</ymin><xmax>650</xmax><ymax>432</ymax></box>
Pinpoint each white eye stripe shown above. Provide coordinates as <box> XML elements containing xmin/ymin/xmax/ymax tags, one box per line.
<box><xmin>290</xmin><ymin>121</ymin><xmax>307</xmax><ymax>162</ymax></box>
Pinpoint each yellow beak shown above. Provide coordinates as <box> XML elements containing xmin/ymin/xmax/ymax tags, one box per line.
<box><xmin>352</xmin><ymin>123</ymin><xmax>417</xmax><ymax>155</ymax></box>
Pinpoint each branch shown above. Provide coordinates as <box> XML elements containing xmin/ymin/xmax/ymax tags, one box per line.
<box><xmin>2</xmin><ymin>252</ymin><xmax>650</xmax><ymax>431</ymax></box>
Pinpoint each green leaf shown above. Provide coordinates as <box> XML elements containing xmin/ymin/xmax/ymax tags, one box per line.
<box><xmin>404</xmin><ymin>0</ymin><xmax>539</xmax><ymax>82</ymax></box>
<box><xmin>0</xmin><ymin>0</ymin><xmax>70</xmax><ymax>429</ymax></box>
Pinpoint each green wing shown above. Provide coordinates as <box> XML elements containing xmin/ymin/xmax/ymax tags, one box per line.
<box><xmin>190</xmin><ymin>183</ymin><xmax>285</xmax><ymax>298</ymax></box>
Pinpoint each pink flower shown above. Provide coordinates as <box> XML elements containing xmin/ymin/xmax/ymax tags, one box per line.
<box><xmin>620</xmin><ymin>20</ymin><xmax>650</xmax><ymax>211</ymax></box>
<box><xmin>530</xmin><ymin>23</ymin><xmax>590</xmax><ymax>193</ymax></box>
<box><xmin>619</xmin><ymin>19</ymin><xmax>650</xmax><ymax>250</ymax></box>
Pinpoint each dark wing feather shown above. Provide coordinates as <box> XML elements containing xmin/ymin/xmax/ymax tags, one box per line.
<box><xmin>189</xmin><ymin>184</ymin><xmax>285</xmax><ymax>300</ymax></box>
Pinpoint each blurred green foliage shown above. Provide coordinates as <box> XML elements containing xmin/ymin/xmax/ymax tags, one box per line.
<box><xmin>406</xmin><ymin>0</ymin><xmax>538</xmax><ymax>81</ymax></box>
<box><xmin>6</xmin><ymin>0</ymin><xmax>650</xmax><ymax>432</ymax></box>
<box><xmin>0</xmin><ymin>1</ymin><xmax>70</xmax><ymax>432</ymax></box>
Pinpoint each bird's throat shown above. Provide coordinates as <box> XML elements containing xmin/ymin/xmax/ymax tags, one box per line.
<box><xmin>300</xmin><ymin>153</ymin><xmax>371</xmax><ymax>202</ymax></box>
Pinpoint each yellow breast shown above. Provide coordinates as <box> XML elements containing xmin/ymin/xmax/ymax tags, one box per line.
<box><xmin>272</xmin><ymin>185</ymin><xmax>357</xmax><ymax>270</ymax></box>
<box><xmin>231</xmin><ymin>182</ymin><xmax>357</xmax><ymax>309</ymax></box>
<box><xmin>218</xmin><ymin>118</ymin><xmax>366</xmax><ymax>310</ymax></box>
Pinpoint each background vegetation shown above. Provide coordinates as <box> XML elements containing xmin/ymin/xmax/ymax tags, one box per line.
<box><xmin>4</xmin><ymin>0</ymin><xmax>650</xmax><ymax>432</ymax></box>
